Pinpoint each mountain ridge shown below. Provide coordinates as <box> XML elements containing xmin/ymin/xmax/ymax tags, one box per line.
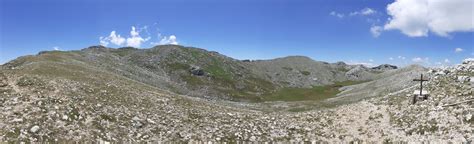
<box><xmin>2</xmin><ymin>45</ymin><xmax>403</xmax><ymax>101</ymax></box>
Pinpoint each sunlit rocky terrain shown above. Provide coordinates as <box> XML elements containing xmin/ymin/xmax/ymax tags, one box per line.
<box><xmin>0</xmin><ymin>45</ymin><xmax>472</xmax><ymax>142</ymax></box>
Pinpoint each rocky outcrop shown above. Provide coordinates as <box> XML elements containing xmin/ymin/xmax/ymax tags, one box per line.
<box><xmin>371</xmin><ymin>64</ymin><xmax>398</xmax><ymax>71</ymax></box>
<box><xmin>0</xmin><ymin>73</ymin><xmax>7</xmax><ymax>87</ymax></box>
<box><xmin>189</xmin><ymin>66</ymin><xmax>205</xmax><ymax>76</ymax></box>
<box><xmin>345</xmin><ymin>65</ymin><xmax>374</xmax><ymax>80</ymax></box>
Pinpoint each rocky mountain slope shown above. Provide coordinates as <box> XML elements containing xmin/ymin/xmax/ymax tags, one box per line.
<box><xmin>1</xmin><ymin>45</ymin><xmax>471</xmax><ymax>142</ymax></box>
<box><xmin>2</xmin><ymin>45</ymin><xmax>389</xmax><ymax>101</ymax></box>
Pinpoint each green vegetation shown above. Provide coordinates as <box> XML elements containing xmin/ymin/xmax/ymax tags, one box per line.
<box><xmin>112</xmin><ymin>47</ymin><xmax>137</xmax><ymax>57</ymax></box>
<box><xmin>206</xmin><ymin>65</ymin><xmax>232</xmax><ymax>81</ymax></box>
<box><xmin>282</xmin><ymin>67</ymin><xmax>293</xmax><ymax>71</ymax></box>
<box><xmin>262</xmin><ymin>81</ymin><xmax>366</xmax><ymax>102</ymax></box>
<box><xmin>300</xmin><ymin>70</ymin><xmax>311</xmax><ymax>76</ymax></box>
<box><xmin>167</xmin><ymin>62</ymin><xmax>189</xmax><ymax>71</ymax></box>
<box><xmin>181</xmin><ymin>74</ymin><xmax>204</xmax><ymax>86</ymax></box>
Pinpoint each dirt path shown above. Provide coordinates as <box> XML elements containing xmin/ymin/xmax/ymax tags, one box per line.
<box><xmin>320</xmin><ymin>101</ymin><xmax>405</xmax><ymax>142</ymax></box>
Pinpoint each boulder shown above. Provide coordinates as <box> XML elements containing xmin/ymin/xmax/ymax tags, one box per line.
<box><xmin>462</xmin><ymin>58</ymin><xmax>474</xmax><ymax>64</ymax></box>
<box><xmin>190</xmin><ymin>66</ymin><xmax>205</xmax><ymax>76</ymax></box>
<box><xmin>435</xmin><ymin>71</ymin><xmax>446</xmax><ymax>76</ymax></box>
<box><xmin>457</xmin><ymin>76</ymin><xmax>470</xmax><ymax>83</ymax></box>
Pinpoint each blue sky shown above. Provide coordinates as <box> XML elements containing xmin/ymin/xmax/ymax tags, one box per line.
<box><xmin>1</xmin><ymin>0</ymin><xmax>473</xmax><ymax>67</ymax></box>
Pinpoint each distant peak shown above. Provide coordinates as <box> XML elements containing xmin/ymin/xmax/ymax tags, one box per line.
<box><xmin>87</xmin><ymin>45</ymin><xmax>107</xmax><ymax>49</ymax></box>
<box><xmin>334</xmin><ymin>61</ymin><xmax>347</xmax><ymax>65</ymax></box>
<box><xmin>279</xmin><ymin>56</ymin><xmax>313</xmax><ymax>61</ymax></box>
<box><xmin>372</xmin><ymin>64</ymin><xmax>398</xmax><ymax>70</ymax></box>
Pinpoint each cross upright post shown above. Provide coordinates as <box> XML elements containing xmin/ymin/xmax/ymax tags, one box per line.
<box><xmin>412</xmin><ymin>74</ymin><xmax>429</xmax><ymax>104</ymax></box>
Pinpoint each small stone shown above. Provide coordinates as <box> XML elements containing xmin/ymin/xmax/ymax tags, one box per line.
<box><xmin>142</xmin><ymin>135</ymin><xmax>149</xmax><ymax>139</ymax></box>
<box><xmin>146</xmin><ymin>118</ymin><xmax>156</xmax><ymax>124</ymax></box>
<box><xmin>30</xmin><ymin>125</ymin><xmax>40</xmax><ymax>133</ymax></box>
<box><xmin>11</xmin><ymin>118</ymin><xmax>23</xmax><ymax>123</ymax></box>
<box><xmin>249</xmin><ymin>135</ymin><xmax>257</xmax><ymax>141</ymax></box>
<box><xmin>132</xmin><ymin>116</ymin><xmax>140</xmax><ymax>121</ymax></box>
<box><xmin>62</xmin><ymin>115</ymin><xmax>68</xmax><ymax>121</ymax></box>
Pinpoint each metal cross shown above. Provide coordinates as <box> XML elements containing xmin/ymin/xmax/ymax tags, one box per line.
<box><xmin>412</xmin><ymin>74</ymin><xmax>429</xmax><ymax>104</ymax></box>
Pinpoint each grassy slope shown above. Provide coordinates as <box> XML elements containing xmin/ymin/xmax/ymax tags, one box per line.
<box><xmin>261</xmin><ymin>81</ymin><xmax>366</xmax><ymax>102</ymax></box>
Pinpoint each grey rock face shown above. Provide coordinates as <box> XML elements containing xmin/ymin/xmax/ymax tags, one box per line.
<box><xmin>345</xmin><ymin>65</ymin><xmax>373</xmax><ymax>80</ymax></box>
<box><xmin>371</xmin><ymin>64</ymin><xmax>398</xmax><ymax>71</ymax></box>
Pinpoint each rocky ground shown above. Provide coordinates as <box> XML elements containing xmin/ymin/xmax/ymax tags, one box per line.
<box><xmin>0</xmin><ymin>53</ymin><xmax>472</xmax><ymax>142</ymax></box>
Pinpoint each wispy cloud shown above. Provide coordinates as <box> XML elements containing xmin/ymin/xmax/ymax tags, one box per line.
<box><xmin>346</xmin><ymin>60</ymin><xmax>376</xmax><ymax>67</ymax></box>
<box><xmin>444</xmin><ymin>58</ymin><xmax>450</xmax><ymax>63</ymax></box>
<box><xmin>53</xmin><ymin>46</ymin><xmax>60</xmax><ymax>51</ymax></box>
<box><xmin>455</xmin><ymin>48</ymin><xmax>463</xmax><ymax>53</ymax></box>
<box><xmin>331</xmin><ymin>8</ymin><xmax>377</xmax><ymax>19</ymax></box>
<box><xmin>370</xmin><ymin>26</ymin><xmax>383</xmax><ymax>37</ymax></box>
<box><xmin>350</xmin><ymin>8</ymin><xmax>377</xmax><ymax>16</ymax></box>
<box><xmin>412</xmin><ymin>57</ymin><xmax>429</xmax><ymax>63</ymax></box>
<box><xmin>329</xmin><ymin>11</ymin><xmax>344</xmax><ymax>18</ymax></box>
<box><xmin>154</xmin><ymin>35</ymin><xmax>178</xmax><ymax>45</ymax></box>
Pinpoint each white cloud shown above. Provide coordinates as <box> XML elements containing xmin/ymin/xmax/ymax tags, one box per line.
<box><xmin>108</xmin><ymin>31</ymin><xmax>126</xmax><ymax>46</ymax></box>
<box><xmin>348</xmin><ymin>62</ymin><xmax>375</xmax><ymax>67</ymax></box>
<box><xmin>398</xmin><ymin>56</ymin><xmax>406</xmax><ymax>60</ymax></box>
<box><xmin>384</xmin><ymin>0</ymin><xmax>474</xmax><ymax>37</ymax></box>
<box><xmin>350</xmin><ymin>8</ymin><xmax>377</xmax><ymax>16</ymax></box>
<box><xmin>99</xmin><ymin>36</ymin><xmax>109</xmax><ymax>46</ymax></box>
<box><xmin>444</xmin><ymin>58</ymin><xmax>450</xmax><ymax>63</ymax></box>
<box><xmin>99</xmin><ymin>31</ymin><xmax>126</xmax><ymax>46</ymax></box>
<box><xmin>412</xmin><ymin>57</ymin><xmax>429</xmax><ymax>63</ymax></box>
<box><xmin>455</xmin><ymin>48</ymin><xmax>464</xmax><ymax>53</ymax></box>
<box><xmin>53</xmin><ymin>46</ymin><xmax>60</xmax><ymax>51</ymax></box>
<box><xmin>155</xmin><ymin>35</ymin><xmax>179</xmax><ymax>45</ymax></box>
<box><xmin>126</xmin><ymin>26</ymin><xmax>150</xmax><ymax>47</ymax></box>
<box><xmin>346</xmin><ymin>60</ymin><xmax>376</xmax><ymax>67</ymax></box>
<box><xmin>389</xmin><ymin>57</ymin><xmax>394</xmax><ymax>60</ymax></box>
<box><xmin>361</xmin><ymin>8</ymin><xmax>376</xmax><ymax>15</ymax></box>
<box><xmin>412</xmin><ymin>57</ymin><xmax>423</xmax><ymax>63</ymax></box>
<box><xmin>370</xmin><ymin>26</ymin><xmax>383</xmax><ymax>37</ymax></box>
<box><xmin>99</xmin><ymin>26</ymin><xmax>151</xmax><ymax>48</ymax></box>
<box><xmin>330</xmin><ymin>11</ymin><xmax>344</xmax><ymax>18</ymax></box>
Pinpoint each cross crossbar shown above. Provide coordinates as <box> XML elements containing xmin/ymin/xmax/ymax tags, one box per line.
<box><xmin>412</xmin><ymin>74</ymin><xmax>429</xmax><ymax>104</ymax></box>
